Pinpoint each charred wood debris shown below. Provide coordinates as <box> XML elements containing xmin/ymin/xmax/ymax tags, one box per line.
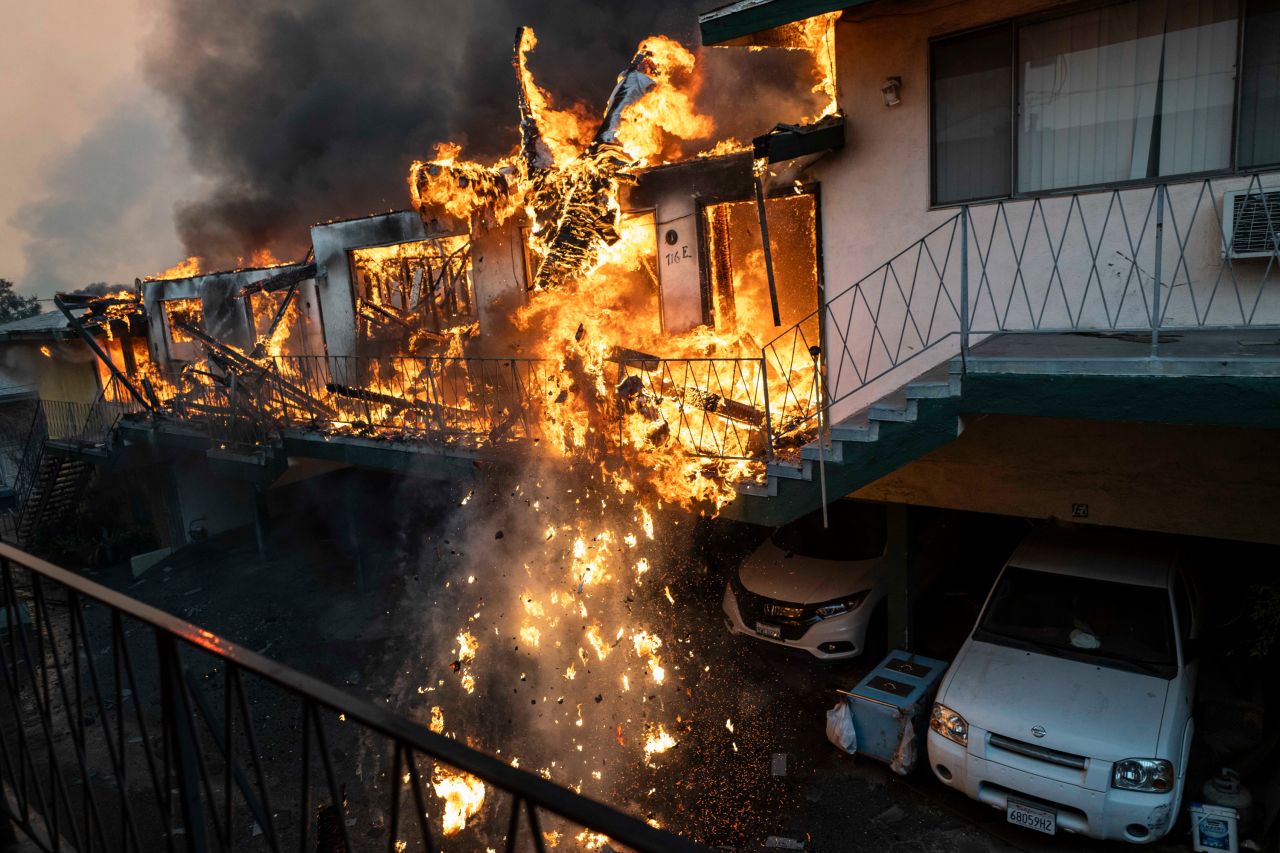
<box><xmin>60</xmin><ymin>31</ymin><xmax>773</xmax><ymax>460</ymax></box>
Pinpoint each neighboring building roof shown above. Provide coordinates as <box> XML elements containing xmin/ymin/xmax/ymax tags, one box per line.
<box><xmin>698</xmin><ymin>0</ymin><xmax>880</xmax><ymax>45</ymax></box>
<box><xmin>0</xmin><ymin>312</ymin><xmax>77</xmax><ymax>342</ymax></box>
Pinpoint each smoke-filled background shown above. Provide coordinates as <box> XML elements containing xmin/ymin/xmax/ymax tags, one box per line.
<box><xmin>6</xmin><ymin>0</ymin><xmax>819</xmax><ymax>295</ymax></box>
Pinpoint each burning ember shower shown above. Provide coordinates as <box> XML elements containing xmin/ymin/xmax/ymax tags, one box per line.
<box><xmin>381</xmin><ymin>20</ymin><xmax>838</xmax><ymax>848</ymax></box>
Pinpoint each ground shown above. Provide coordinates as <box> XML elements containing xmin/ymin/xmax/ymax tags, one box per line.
<box><xmin>27</xmin><ymin>469</ymin><xmax>1271</xmax><ymax>851</ymax></box>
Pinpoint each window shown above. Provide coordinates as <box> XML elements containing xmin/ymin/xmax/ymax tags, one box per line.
<box><xmin>977</xmin><ymin>566</ymin><xmax>1177</xmax><ymax>677</ymax></box>
<box><xmin>164</xmin><ymin>298</ymin><xmax>204</xmax><ymax>344</ymax></box>
<box><xmin>1017</xmin><ymin>0</ymin><xmax>1236</xmax><ymax>193</ymax></box>
<box><xmin>1173</xmin><ymin>573</ymin><xmax>1193</xmax><ymax>644</ymax></box>
<box><xmin>1239</xmin><ymin>0</ymin><xmax>1280</xmax><ymax>168</ymax></box>
<box><xmin>702</xmin><ymin>191</ymin><xmax>820</xmax><ymax>345</ymax></box>
<box><xmin>931</xmin><ymin>0</ymin><xmax>1278</xmax><ymax>203</ymax></box>
<box><xmin>932</xmin><ymin>24</ymin><xmax>1013</xmax><ymax>204</ymax></box>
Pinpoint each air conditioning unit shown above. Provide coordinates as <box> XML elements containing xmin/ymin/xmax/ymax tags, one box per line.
<box><xmin>1222</xmin><ymin>187</ymin><xmax>1280</xmax><ymax>259</ymax></box>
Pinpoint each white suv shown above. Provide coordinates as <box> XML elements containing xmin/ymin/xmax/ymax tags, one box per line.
<box><xmin>927</xmin><ymin>527</ymin><xmax>1198</xmax><ymax>844</ymax></box>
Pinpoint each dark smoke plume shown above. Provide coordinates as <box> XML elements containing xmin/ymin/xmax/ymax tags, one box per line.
<box><xmin>146</xmin><ymin>0</ymin><xmax>820</xmax><ymax>268</ymax></box>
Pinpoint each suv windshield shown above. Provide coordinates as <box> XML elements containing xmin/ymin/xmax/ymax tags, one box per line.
<box><xmin>771</xmin><ymin>501</ymin><xmax>887</xmax><ymax>561</ymax></box>
<box><xmin>976</xmin><ymin>567</ymin><xmax>1176</xmax><ymax>677</ymax></box>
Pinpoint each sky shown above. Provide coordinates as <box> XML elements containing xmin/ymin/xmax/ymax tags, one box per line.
<box><xmin>0</xmin><ymin>0</ymin><xmax>196</xmax><ymax>298</ymax></box>
<box><xmin>0</xmin><ymin>1</ymin><xmax>809</xmax><ymax>301</ymax></box>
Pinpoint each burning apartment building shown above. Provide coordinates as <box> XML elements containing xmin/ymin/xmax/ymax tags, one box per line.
<box><xmin>1</xmin><ymin>0</ymin><xmax>1279</xmax><ymax>849</ymax></box>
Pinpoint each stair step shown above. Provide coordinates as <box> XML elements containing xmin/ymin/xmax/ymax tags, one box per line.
<box><xmin>904</xmin><ymin>379</ymin><xmax>959</xmax><ymax>399</ymax></box>
<box><xmin>766</xmin><ymin>459</ymin><xmax>812</xmax><ymax>481</ymax></box>
<box><xmin>736</xmin><ymin>478</ymin><xmax>777</xmax><ymax>498</ymax></box>
<box><xmin>800</xmin><ymin>439</ymin><xmax>844</xmax><ymax>463</ymax></box>
<box><xmin>829</xmin><ymin>419</ymin><xmax>879</xmax><ymax>443</ymax></box>
<box><xmin>868</xmin><ymin>398</ymin><xmax>918</xmax><ymax>423</ymax></box>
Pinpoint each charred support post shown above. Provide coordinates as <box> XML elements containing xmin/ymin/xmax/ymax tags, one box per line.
<box><xmin>343</xmin><ymin>473</ymin><xmax>365</xmax><ymax>593</ymax></box>
<box><xmin>884</xmin><ymin>504</ymin><xmax>915</xmax><ymax>652</ymax></box>
<box><xmin>252</xmin><ymin>486</ymin><xmax>271</xmax><ymax>560</ymax></box>
<box><xmin>752</xmin><ymin>172</ymin><xmax>783</xmax><ymax>327</ymax></box>
<box><xmin>53</xmin><ymin>296</ymin><xmax>152</xmax><ymax>412</ymax></box>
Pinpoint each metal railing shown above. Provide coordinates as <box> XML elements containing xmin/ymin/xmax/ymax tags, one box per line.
<box><xmin>764</xmin><ymin>172</ymin><xmax>1280</xmax><ymax>447</ymax></box>
<box><xmin>615</xmin><ymin>357</ymin><xmax>773</xmax><ymax>461</ymax></box>
<box><xmin>0</xmin><ymin>541</ymin><xmax>709</xmax><ymax>852</ymax></box>
<box><xmin>272</xmin><ymin>355</ymin><xmax>552</xmax><ymax>448</ymax></box>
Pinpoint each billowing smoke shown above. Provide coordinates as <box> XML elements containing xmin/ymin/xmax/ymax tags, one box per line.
<box><xmin>145</xmin><ymin>0</ymin><xmax>821</xmax><ymax>267</ymax></box>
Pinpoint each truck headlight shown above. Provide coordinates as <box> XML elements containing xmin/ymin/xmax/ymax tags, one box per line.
<box><xmin>813</xmin><ymin>590</ymin><xmax>870</xmax><ymax>619</ymax></box>
<box><xmin>1112</xmin><ymin>759</ymin><xmax>1174</xmax><ymax>792</ymax></box>
<box><xmin>930</xmin><ymin>702</ymin><xmax>968</xmax><ymax>746</ymax></box>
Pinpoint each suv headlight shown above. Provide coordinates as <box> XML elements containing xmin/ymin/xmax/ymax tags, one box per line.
<box><xmin>930</xmin><ymin>703</ymin><xmax>968</xmax><ymax>746</ymax></box>
<box><xmin>1112</xmin><ymin>758</ymin><xmax>1173</xmax><ymax>792</ymax></box>
<box><xmin>813</xmin><ymin>590</ymin><xmax>870</xmax><ymax>619</ymax></box>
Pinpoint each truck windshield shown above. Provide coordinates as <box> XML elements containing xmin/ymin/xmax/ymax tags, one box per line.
<box><xmin>771</xmin><ymin>501</ymin><xmax>887</xmax><ymax>561</ymax></box>
<box><xmin>977</xmin><ymin>567</ymin><xmax>1176</xmax><ymax>677</ymax></box>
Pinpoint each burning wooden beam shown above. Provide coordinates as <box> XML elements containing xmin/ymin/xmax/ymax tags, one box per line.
<box><xmin>171</xmin><ymin>318</ymin><xmax>335</xmax><ymax>419</ymax></box>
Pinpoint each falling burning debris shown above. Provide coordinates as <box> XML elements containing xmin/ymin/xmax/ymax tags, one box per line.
<box><xmin>58</xmin><ymin>18</ymin><xmax>841</xmax><ymax>847</ymax></box>
<box><xmin>642</xmin><ymin>722</ymin><xmax>678</xmax><ymax>766</ymax></box>
<box><xmin>432</xmin><ymin>764</ymin><xmax>486</xmax><ymax>836</ymax></box>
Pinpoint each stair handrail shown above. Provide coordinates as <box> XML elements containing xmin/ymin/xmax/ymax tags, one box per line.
<box><xmin>760</xmin><ymin>212</ymin><xmax>965</xmax><ymax>454</ymax></box>
<box><xmin>10</xmin><ymin>400</ymin><xmax>49</xmax><ymax>541</ymax></box>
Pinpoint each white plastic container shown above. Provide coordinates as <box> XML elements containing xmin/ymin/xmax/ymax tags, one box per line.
<box><xmin>1190</xmin><ymin>802</ymin><xmax>1239</xmax><ymax>852</ymax></box>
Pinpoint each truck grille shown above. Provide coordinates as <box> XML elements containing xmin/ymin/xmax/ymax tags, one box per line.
<box><xmin>989</xmin><ymin>733</ymin><xmax>1088</xmax><ymax>770</ymax></box>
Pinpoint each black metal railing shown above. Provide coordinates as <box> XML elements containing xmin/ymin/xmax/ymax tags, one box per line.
<box><xmin>0</xmin><ymin>541</ymin><xmax>709</xmax><ymax>852</ymax></box>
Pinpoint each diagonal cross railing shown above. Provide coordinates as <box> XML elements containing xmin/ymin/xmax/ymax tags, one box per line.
<box><xmin>0</xmin><ymin>541</ymin><xmax>711</xmax><ymax>853</ymax></box>
<box><xmin>762</xmin><ymin>171</ymin><xmax>1280</xmax><ymax>453</ymax></box>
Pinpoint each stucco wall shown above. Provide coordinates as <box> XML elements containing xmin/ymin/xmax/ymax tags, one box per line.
<box><xmin>143</xmin><ymin>266</ymin><xmax>314</xmax><ymax>364</ymax></box>
<box><xmin>469</xmin><ymin>220</ymin><xmax>528</xmax><ymax>341</ymax></box>
<box><xmin>310</xmin><ymin>213</ymin><xmax>427</xmax><ymax>358</ymax></box>
<box><xmin>0</xmin><ymin>341</ymin><xmax>100</xmax><ymax>403</ymax></box>
<box><xmin>809</xmin><ymin>0</ymin><xmax>1280</xmax><ymax>424</ymax></box>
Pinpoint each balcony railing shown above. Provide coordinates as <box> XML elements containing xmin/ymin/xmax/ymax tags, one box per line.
<box><xmin>765</xmin><ymin>172</ymin><xmax>1280</xmax><ymax>443</ymax></box>
<box><xmin>0</xmin><ymin>541</ymin><xmax>709</xmax><ymax>852</ymax></box>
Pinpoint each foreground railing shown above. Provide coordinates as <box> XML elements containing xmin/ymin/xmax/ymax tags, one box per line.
<box><xmin>765</xmin><ymin>172</ymin><xmax>1280</xmax><ymax>443</ymax></box>
<box><xmin>0</xmin><ymin>542</ymin><xmax>708</xmax><ymax>853</ymax></box>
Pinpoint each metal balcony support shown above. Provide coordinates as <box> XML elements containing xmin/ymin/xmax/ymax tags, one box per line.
<box><xmin>960</xmin><ymin>205</ymin><xmax>970</xmax><ymax>372</ymax></box>
<box><xmin>1152</xmin><ymin>183</ymin><xmax>1165</xmax><ymax>358</ymax></box>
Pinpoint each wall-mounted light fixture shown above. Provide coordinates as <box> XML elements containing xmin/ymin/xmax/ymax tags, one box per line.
<box><xmin>880</xmin><ymin>76</ymin><xmax>902</xmax><ymax>107</ymax></box>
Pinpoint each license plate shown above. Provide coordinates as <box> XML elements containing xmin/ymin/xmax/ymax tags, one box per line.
<box><xmin>1007</xmin><ymin>798</ymin><xmax>1056</xmax><ymax>835</ymax></box>
<box><xmin>755</xmin><ymin>622</ymin><xmax>782</xmax><ymax>639</ymax></box>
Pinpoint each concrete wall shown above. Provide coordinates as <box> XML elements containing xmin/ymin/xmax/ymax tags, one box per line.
<box><xmin>807</xmin><ymin>0</ymin><xmax>1280</xmax><ymax>423</ymax></box>
<box><xmin>469</xmin><ymin>219</ymin><xmax>528</xmax><ymax>339</ymax></box>
<box><xmin>310</xmin><ymin>212</ymin><xmax>427</xmax><ymax>358</ymax></box>
<box><xmin>168</xmin><ymin>453</ymin><xmax>257</xmax><ymax>544</ymax></box>
<box><xmin>854</xmin><ymin>414</ymin><xmax>1280</xmax><ymax>545</ymax></box>
<box><xmin>143</xmin><ymin>266</ymin><xmax>312</xmax><ymax>364</ymax></box>
<box><xmin>628</xmin><ymin>154</ymin><xmax>756</xmax><ymax>334</ymax></box>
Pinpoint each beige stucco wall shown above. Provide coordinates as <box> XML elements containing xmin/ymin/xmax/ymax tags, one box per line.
<box><xmin>805</xmin><ymin>0</ymin><xmax>1280</xmax><ymax>424</ymax></box>
<box><xmin>0</xmin><ymin>341</ymin><xmax>100</xmax><ymax>403</ymax></box>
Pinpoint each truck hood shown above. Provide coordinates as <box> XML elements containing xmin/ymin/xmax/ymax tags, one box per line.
<box><xmin>737</xmin><ymin>538</ymin><xmax>883</xmax><ymax>604</ymax></box>
<box><xmin>941</xmin><ymin>639</ymin><xmax>1169</xmax><ymax>762</ymax></box>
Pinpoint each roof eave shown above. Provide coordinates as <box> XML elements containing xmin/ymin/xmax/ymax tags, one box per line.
<box><xmin>699</xmin><ymin>0</ymin><xmax>874</xmax><ymax>45</ymax></box>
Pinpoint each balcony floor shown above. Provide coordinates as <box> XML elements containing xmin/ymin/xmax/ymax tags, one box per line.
<box><xmin>964</xmin><ymin>328</ymin><xmax>1280</xmax><ymax>377</ymax></box>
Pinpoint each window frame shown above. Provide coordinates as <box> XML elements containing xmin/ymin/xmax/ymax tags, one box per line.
<box><xmin>928</xmin><ymin>0</ymin><xmax>1259</xmax><ymax>208</ymax></box>
<box><xmin>695</xmin><ymin>181</ymin><xmax>825</xmax><ymax>331</ymax></box>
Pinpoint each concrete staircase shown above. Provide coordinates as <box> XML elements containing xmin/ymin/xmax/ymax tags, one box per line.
<box><xmin>728</xmin><ymin>367</ymin><xmax>964</xmax><ymax>524</ymax></box>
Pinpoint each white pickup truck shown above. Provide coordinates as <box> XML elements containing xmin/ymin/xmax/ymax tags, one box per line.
<box><xmin>927</xmin><ymin>527</ymin><xmax>1199</xmax><ymax>844</ymax></box>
